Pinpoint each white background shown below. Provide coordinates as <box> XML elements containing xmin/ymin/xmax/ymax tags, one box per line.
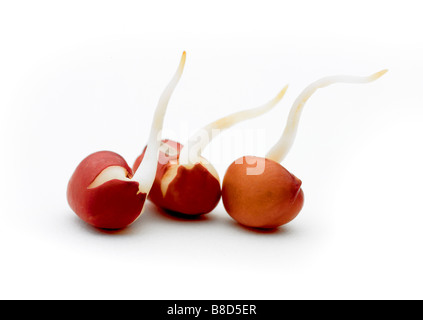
<box><xmin>1</xmin><ymin>1</ymin><xmax>422</xmax><ymax>299</ymax></box>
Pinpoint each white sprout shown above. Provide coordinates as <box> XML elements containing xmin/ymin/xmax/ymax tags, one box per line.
<box><xmin>178</xmin><ymin>85</ymin><xmax>289</xmax><ymax>165</ymax></box>
<box><xmin>132</xmin><ymin>51</ymin><xmax>186</xmax><ymax>194</ymax></box>
<box><xmin>265</xmin><ymin>70</ymin><xmax>388</xmax><ymax>163</ymax></box>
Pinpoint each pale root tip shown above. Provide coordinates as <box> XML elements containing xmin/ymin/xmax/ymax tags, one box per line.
<box><xmin>277</xmin><ymin>85</ymin><xmax>289</xmax><ymax>99</ymax></box>
<box><xmin>371</xmin><ymin>69</ymin><xmax>388</xmax><ymax>80</ymax></box>
<box><xmin>179</xmin><ymin>51</ymin><xmax>187</xmax><ymax>70</ymax></box>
